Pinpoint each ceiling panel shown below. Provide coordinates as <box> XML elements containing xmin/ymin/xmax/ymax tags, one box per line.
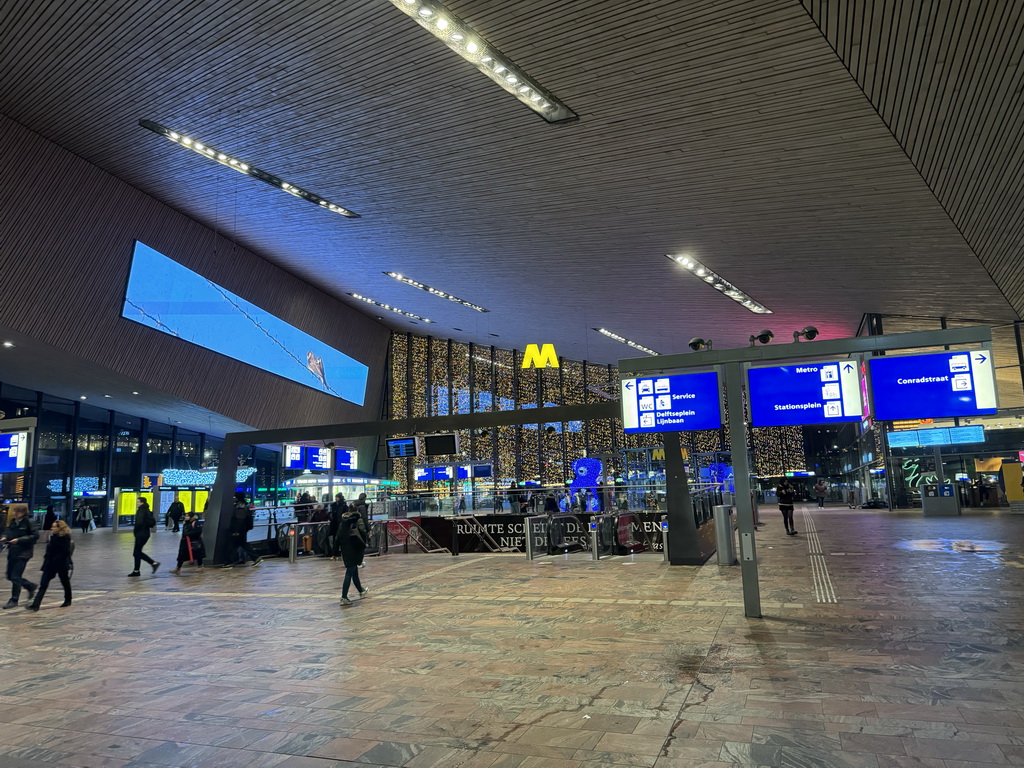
<box><xmin>0</xmin><ymin>0</ymin><xmax>1016</xmax><ymax>367</ymax></box>
<box><xmin>800</xmin><ymin>0</ymin><xmax>1024</xmax><ymax>317</ymax></box>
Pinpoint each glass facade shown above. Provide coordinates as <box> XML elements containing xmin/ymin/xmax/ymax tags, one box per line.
<box><xmin>386</xmin><ymin>332</ymin><xmax>806</xmax><ymax>492</ymax></box>
<box><xmin>0</xmin><ymin>380</ymin><xmax>276</xmax><ymax>521</ymax></box>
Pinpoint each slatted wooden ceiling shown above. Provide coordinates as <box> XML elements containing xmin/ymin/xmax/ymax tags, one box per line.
<box><xmin>0</xmin><ymin>0</ymin><xmax>1019</xmax><ymax>365</ymax></box>
<box><xmin>800</xmin><ymin>0</ymin><xmax>1024</xmax><ymax>315</ymax></box>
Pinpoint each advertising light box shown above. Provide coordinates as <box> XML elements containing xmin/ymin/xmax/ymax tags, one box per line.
<box><xmin>0</xmin><ymin>432</ymin><xmax>29</xmax><ymax>473</ymax></box>
<box><xmin>620</xmin><ymin>371</ymin><xmax>721</xmax><ymax>433</ymax></box>
<box><xmin>747</xmin><ymin>360</ymin><xmax>862</xmax><ymax>427</ymax></box>
<box><xmin>869</xmin><ymin>350</ymin><xmax>997</xmax><ymax>420</ymax></box>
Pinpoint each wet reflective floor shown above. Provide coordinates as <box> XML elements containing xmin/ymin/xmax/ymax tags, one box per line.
<box><xmin>1</xmin><ymin>506</ymin><xmax>1022</xmax><ymax>767</ymax></box>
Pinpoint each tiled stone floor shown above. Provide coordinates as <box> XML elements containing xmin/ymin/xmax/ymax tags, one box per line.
<box><xmin>1</xmin><ymin>505</ymin><xmax>1023</xmax><ymax>768</ymax></box>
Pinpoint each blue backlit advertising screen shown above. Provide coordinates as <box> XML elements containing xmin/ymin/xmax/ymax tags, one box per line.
<box><xmin>620</xmin><ymin>371</ymin><xmax>722</xmax><ymax>433</ymax></box>
<box><xmin>0</xmin><ymin>432</ymin><xmax>29</xmax><ymax>473</ymax></box>
<box><xmin>869</xmin><ymin>350</ymin><xmax>997</xmax><ymax>420</ymax></box>
<box><xmin>747</xmin><ymin>360</ymin><xmax>863</xmax><ymax>427</ymax></box>
<box><xmin>123</xmin><ymin>242</ymin><xmax>369</xmax><ymax>404</ymax></box>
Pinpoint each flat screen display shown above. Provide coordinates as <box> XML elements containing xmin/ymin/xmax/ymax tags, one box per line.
<box><xmin>0</xmin><ymin>432</ymin><xmax>29</xmax><ymax>473</ymax></box>
<box><xmin>620</xmin><ymin>371</ymin><xmax>722</xmax><ymax>433</ymax></box>
<box><xmin>472</xmin><ymin>464</ymin><xmax>493</xmax><ymax>478</ymax></box>
<box><xmin>947</xmin><ymin>425</ymin><xmax>985</xmax><ymax>444</ymax></box>
<box><xmin>283</xmin><ymin>445</ymin><xmax>359</xmax><ymax>470</ymax></box>
<box><xmin>917</xmin><ymin>428</ymin><xmax>951</xmax><ymax>446</ymax></box>
<box><xmin>747</xmin><ymin>360</ymin><xmax>862</xmax><ymax>427</ymax></box>
<box><xmin>869</xmin><ymin>350</ymin><xmax>997</xmax><ymax>420</ymax></box>
<box><xmin>422</xmin><ymin>433</ymin><xmax>459</xmax><ymax>456</ymax></box>
<box><xmin>307</xmin><ymin>447</ymin><xmax>332</xmax><ymax>470</ymax></box>
<box><xmin>386</xmin><ymin>437</ymin><xmax>418</xmax><ymax>459</ymax></box>
<box><xmin>335</xmin><ymin>448</ymin><xmax>357</xmax><ymax>471</ymax></box>
<box><xmin>886</xmin><ymin>430</ymin><xmax>920</xmax><ymax>448</ymax></box>
<box><xmin>123</xmin><ymin>242</ymin><xmax>369</xmax><ymax>404</ymax></box>
<box><xmin>886</xmin><ymin>425</ymin><xmax>986</xmax><ymax>448</ymax></box>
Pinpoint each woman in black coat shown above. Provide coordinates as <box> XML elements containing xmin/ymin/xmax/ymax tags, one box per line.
<box><xmin>336</xmin><ymin>510</ymin><xmax>368</xmax><ymax>606</ymax></box>
<box><xmin>27</xmin><ymin>520</ymin><xmax>73</xmax><ymax>610</ymax></box>
<box><xmin>171</xmin><ymin>513</ymin><xmax>205</xmax><ymax>573</ymax></box>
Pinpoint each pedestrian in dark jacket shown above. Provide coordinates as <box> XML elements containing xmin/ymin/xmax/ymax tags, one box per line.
<box><xmin>128</xmin><ymin>498</ymin><xmax>160</xmax><ymax>576</ymax></box>
<box><xmin>327</xmin><ymin>493</ymin><xmax>346</xmax><ymax>561</ymax></box>
<box><xmin>167</xmin><ymin>499</ymin><xmax>186</xmax><ymax>532</ymax></box>
<box><xmin>171</xmin><ymin>512</ymin><xmax>205</xmax><ymax>573</ymax></box>
<box><xmin>337</xmin><ymin>509</ymin><xmax>368</xmax><ymax>606</ymax></box>
<box><xmin>226</xmin><ymin>494</ymin><xmax>261</xmax><ymax>567</ymax></box>
<box><xmin>2</xmin><ymin>503</ymin><xmax>38</xmax><ymax>608</ymax></box>
<box><xmin>26</xmin><ymin>519</ymin><xmax>73</xmax><ymax>610</ymax></box>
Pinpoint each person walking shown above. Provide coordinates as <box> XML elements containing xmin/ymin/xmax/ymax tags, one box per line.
<box><xmin>226</xmin><ymin>493</ymin><xmax>261</xmax><ymax>567</ymax></box>
<box><xmin>814</xmin><ymin>479</ymin><xmax>828</xmax><ymax>508</ymax></box>
<box><xmin>777</xmin><ymin>478</ymin><xmax>798</xmax><ymax>536</ymax></box>
<box><xmin>167</xmin><ymin>498</ymin><xmax>186</xmax><ymax>533</ymax></box>
<box><xmin>1</xmin><ymin>503</ymin><xmax>38</xmax><ymax>608</ymax></box>
<box><xmin>171</xmin><ymin>512</ymin><xmax>205</xmax><ymax>573</ymax></box>
<box><xmin>75</xmin><ymin>503</ymin><xmax>94</xmax><ymax>534</ymax></box>
<box><xmin>26</xmin><ymin>519</ymin><xmax>73</xmax><ymax>610</ymax></box>
<box><xmin>337</xmin><ymin>505</ymin><xmax>368</xmax><ymax>606</ymax></box>
<box><xmin>128</xmin><ymin>497</ymin><xmax>159</xmax><ymax>576</ymax></box>
<box><xmin>327</xmin><ymin>493</ymin><xmax>347</xmax><ymax>561</ymax></box>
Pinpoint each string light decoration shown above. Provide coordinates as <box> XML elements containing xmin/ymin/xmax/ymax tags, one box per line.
<box><xmin>386</xmin><ymin>331</ymin><xmax>812</xmax><ymax>490</ymax></box>
<box><xmin>350</xmin><ymin>293</ymin><xmax>433</xmax><ymax>323</ymax></box>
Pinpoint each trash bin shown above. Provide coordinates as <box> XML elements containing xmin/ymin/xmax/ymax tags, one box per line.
<box><xmin>713</xmin><ymin>504</ymin><xmax>736</xmax><ymax>565</ymax></box>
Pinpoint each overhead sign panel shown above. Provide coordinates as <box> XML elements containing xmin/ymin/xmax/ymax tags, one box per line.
<box><xmin>886</xmin><ymin>425</ymin><xmax>985</xmax><ymax>448</ymax></box>
<box><xmin>620</xmin><ymin>371</ymin><xmax>721</xmax><ymax>433</ymax></box>
<box><xmin>0</xmin><ymin>432</ymin><xmax>29</xmax><ymax>473</ymax></box>
<box><xmin>869</xmin><ymin>350</ymin><xmax>997</xmax><ymax>420</ymax></box>
<box><xmin>747</xmin><ymin>360</ymin><xmax>863</xmax><ymax>427</ymax></box>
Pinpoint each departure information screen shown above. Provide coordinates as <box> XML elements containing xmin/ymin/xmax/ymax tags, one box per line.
<box><xmin>386</xmin><ymin>437</ymin><xmax>418</xmax><ymax>458</ymax></box>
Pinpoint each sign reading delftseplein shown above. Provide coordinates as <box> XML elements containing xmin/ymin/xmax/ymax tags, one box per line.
<box><xmin>747</xmin><ymin>360</ymin><xmax>863</xmax><ymax>427</ymax></box>
<box><xmin>869</xmin><ymin>350</ymin><xmax>997</xmax><ymax>420</ymax></box>
<box><xmin>620</xmin><ymin>371</ymin><xmax>722</xmax><ymax>433</ymax></box>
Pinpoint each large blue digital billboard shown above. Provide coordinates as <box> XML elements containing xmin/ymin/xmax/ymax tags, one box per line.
<box><xmin>869</xmin><ymin>350</ymin><xmax>997</xmax><ymax>421</ymax></box>
<box><xmin>747</xmin><ymin>360</ymin><xmax>862</xmax><ymax>427</ymax></box>
<box><xmin>620</xmin><ymin>371</ymin><xmax>721</xmax><ymax>433</ymax></box>
<box><xmin>123</xmin><ymin>242</ymin><xmax>369</xmax><ymax>404</ymax></box>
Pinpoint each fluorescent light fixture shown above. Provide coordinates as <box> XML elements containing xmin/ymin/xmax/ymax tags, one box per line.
<box><xmin>385</xmin><ymin>0</ymin><xmax>576</xmax><ymax>124</ymax></box>
<box><xmin>349</xmin><ymin>293</ymin><xmax>434</xmax><ymax>323</ymax></box>
<box><xmin>384</xmin><ymin>272</ymin><xmax>489</xmax><ymax>312</ymax></box>
<box><xmin>139</xmin><ymin>119</ymin><xmax>360</xmax><ymax>218</ymax></box>
<box><xmin>594</xmin><ymin>328</ymin><xmax>659</xmax><ymax>356</ymax></box>
<box><xmin>666</xmin><ymin>254</ymin><xmax>772</xmax><ymax>314</ymax></box>
<box><xmin>1</xmin><ymin>341</ymin><xmax>13</xmax><ymax>348</ymax></box>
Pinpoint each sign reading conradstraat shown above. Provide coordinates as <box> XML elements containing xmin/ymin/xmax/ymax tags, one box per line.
<box><xmin>747</xmin><ymin>360</ymin><xmax>863</xmax><ymax>427</ymax></box>
<box><xmin>869</xmin><ymin>350</ymin><xmax>997</xmax><ymax>420</ymax></box>
<box><xmin>620</xmin><ymin>371</ymin><xmax>721</xmax><ymax>433</ymax></box>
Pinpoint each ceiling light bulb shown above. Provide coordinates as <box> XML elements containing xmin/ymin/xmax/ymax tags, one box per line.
<box><xmin>2</xmin><ymin>341</ymin><xmax>13</xmax><ymax>348</ymax></box>
<box><xmin>451</xmin><ymin>33</ymin><xmax>463</xmax><ymax>40</ymax></box>
<box><xmin>132</xmin><ymin>391</ymin><xmax>140</xmax><ymax>395</ymax></box>
<box><xmin>169</xmin><ymin>132</ymin><xmax>179</xmax><ymax>139</ymax></box>
<box><xmin>217</xmin><ymin>153</ymin><xmax>226</xmax><ymax>160</ymax></box>
<box><xmin>436</xmin><ymin>17</ymin><xmax>448</xmax><ymax>29</ymax></box>
<box><xmin>194</xmin><ymin>142</ymin><xmax>204</xmax><ymax>151</ymax></box>
<box><xmin>239</xmin><ymin>164</ymin><xmax>249</xmax><ymax>171</ymax></box>
<box><xmin>79</xmin><ymin>396</ymin><xmax>87</xmax><ymax>400</ymax></box>
<box><xmin>466</xmin><ymin>41</ymin><xmax>478</xmax><ymax>52</ymax></box>
<box><xmin>418</xmin><ymin>7</ymin><xmax>432</xmax><ymax>16</ymax></box>
<box><xmin>182</xmin><ymin>137</ymin><xmax>192</xmax><ymax>145</ymax></box>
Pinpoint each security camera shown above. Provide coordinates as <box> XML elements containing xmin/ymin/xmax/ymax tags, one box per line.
<box><xmin>749</xmin><ymin>330</ymin><xmax>774</xmax><ymax>346</ymax></box>
<box><xmin>689</xmin><ymin>337</ymin><xmax>712</xmax><ymax>351</ymax></box>
<box><xmin>793</xmin><ymin>325</ymin><xmax>819</xmax><ymax>342</ymax></box>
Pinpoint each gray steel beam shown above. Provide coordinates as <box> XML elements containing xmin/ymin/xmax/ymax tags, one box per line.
<box><xmin>619</xmin><ymin>327</ymin><xmax>992</xmax><ymax>375</ymax></box>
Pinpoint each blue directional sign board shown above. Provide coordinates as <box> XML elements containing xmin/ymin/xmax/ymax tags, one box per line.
<box><xmin>283</xmin><ymin>445</ymin><xmax>358</xmax><ymax>471</ymax></box>
<box><xmin>747</xmin><ymin>360</ymin><xmax>863</xmax><ymax>427</ymax></box>
<box><xmin>869</xmin><ymin>350</ymin><xmax>997</xmax><ymax>420</ymax></box>
<box><xmin>620</xmin><ymin>371</ymin><xmax>721</xmax><ymax>433</ymax></box>
<box><xmin>0</xmin><ymin>432</ymin><xmax>28</xmax><ymax>473</ymax></box>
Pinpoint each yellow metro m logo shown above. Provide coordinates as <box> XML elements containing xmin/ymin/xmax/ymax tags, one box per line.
<box><xmin>521</xmin><ymin>344</ymin><xmax>559</xmax><ymax>369</ymax></box>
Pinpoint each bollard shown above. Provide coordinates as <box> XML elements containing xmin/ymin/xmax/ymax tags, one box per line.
<box><xmin>451</xmin><ymin>516</ymin><xmax>460</xmax><ymax>557</ymax></box>
<box><xmin>589</xmin><ymin>520</ymin><xmax>599</xmax><ymax>560</ymax></box>
<box><xmin>660</xmin><ymin>516</ymin><xmax>669</xmax><ymax>562</ymax></box>
<box><xmin>288</xmin><ymin>527</ymin><xmax>298</xmax><ymax>563</ymax></box>
<box><xmin>713</xmin><ymin>505</ymin><xmax>737</xmax><ymax>565</ymax></box>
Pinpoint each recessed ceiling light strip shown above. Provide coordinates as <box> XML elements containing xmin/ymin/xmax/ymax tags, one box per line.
<box><xmin>384</xmin><ymin>272</ymin><xmax>489</xmax><ymax>312</ymax></box>
<box><xmin>139</xmin><ymin>119</ymin><xmax>360</xmax><ymax>219</ymax></box>
<box><xmin>386</xmin><ymin>0</ymin><xmax>576</xmax><ymax>124</ymax></box>
<box><xmin>667</xmin><ymin>254</ymin><xmax>772</xmax><ymax>314</ymax></box>
<box><xmin>594</xmin><ymin>328</ymin><xmax>659</xmax><ymax>356</ymax></box>
<box><xmin>349</xmin><ymin>293</ymin><xmax>433</xmax><ymax>323</ymax></box>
